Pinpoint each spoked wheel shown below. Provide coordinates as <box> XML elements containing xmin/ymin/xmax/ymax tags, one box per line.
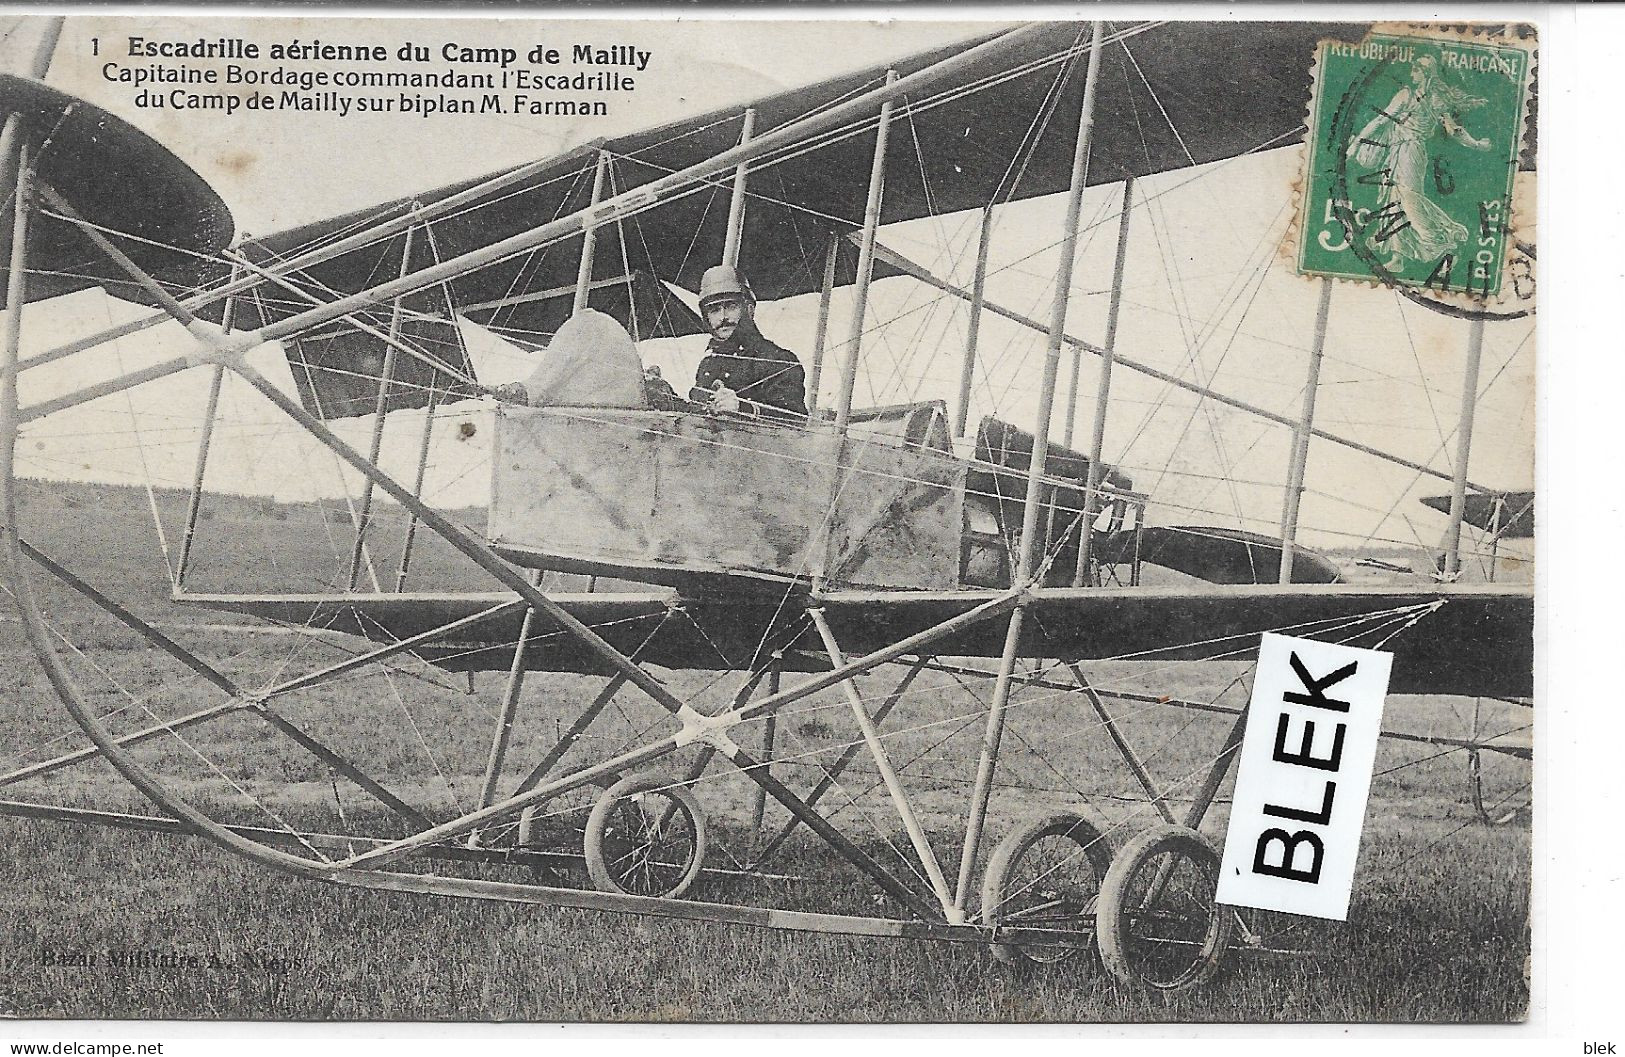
<box><xmin>1095</xmin><ymin>823</ymin><xmax>1234</xmax><ymax>992</ymax></box>
<box><xmin>980</xmin><ymin>811</ymin><xmax>1113</xmax><ymax>965</ymax></box>
<box><xmin>583</xmin><ymin>772</ymin><xmax>707</xmax><ymax>898</ymax></box>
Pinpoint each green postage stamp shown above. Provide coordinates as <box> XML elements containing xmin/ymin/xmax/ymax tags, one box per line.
<box><xmin>1297</xmin><ymin>28</ymin><xmax>1534</xmax><ymax>300</ymax></box>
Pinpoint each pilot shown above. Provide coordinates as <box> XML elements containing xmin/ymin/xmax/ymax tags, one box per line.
<box><xmin>692</xmin><ymin>265</ymin><xmax>808</xmax><ymax>421</ymax></box>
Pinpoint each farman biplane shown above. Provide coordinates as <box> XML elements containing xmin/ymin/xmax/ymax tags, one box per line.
<box><xmin>0</xmin><ymin>18</ymin><xmax>1533</xmax><ymax>992</ymax></box>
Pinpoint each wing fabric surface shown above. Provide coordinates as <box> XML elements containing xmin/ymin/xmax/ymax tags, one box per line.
<box><xmin>238</xmin><ymin>221</ymin><xmax>480</xmax><ymax>417</ymax></box>
<box><xmin>0</xmin><ymin>74</ymin><xmax>232</xmax><ymax>306</ymax></box>
<box><xmin>1420</xmin><ymin>491</ymin><xmax>1535</xmax><ymax>540</ymax></box>
<box><xmin>1097</xmin><ymin>525</ymin><xmax>1345</xmax><ymax>585</ymax></box>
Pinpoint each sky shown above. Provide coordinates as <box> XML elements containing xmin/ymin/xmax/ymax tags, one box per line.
<box><xmin>0</xmin><ymin>13</ymin><xmax>1536</xmax><ymax>567</ymax></box>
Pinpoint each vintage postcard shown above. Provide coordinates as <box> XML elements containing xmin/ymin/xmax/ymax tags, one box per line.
<box><xmin>0</xmin><ymin>10</ymin><xmax>1536</xmax><ymax>1033</ymax></box>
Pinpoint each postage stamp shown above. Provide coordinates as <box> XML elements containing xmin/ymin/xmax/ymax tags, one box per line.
<box><xmin>1296</xmin><ymin>27</ymin><xmax>1535</xmax><ymax>304</ymax></box>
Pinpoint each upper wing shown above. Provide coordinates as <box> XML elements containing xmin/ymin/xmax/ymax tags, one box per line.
<box><xmin>200</xmin><ymin>21</ymin><xmax>1397</xmax><ymax>417</ymax></box>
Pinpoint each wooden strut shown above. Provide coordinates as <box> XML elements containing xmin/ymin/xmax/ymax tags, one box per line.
<box><xmin>32</xmin><ymin>184</ymin><xmax>201</xmax><ymax>325</ymax></box>
<box><xmin>1183</xmin><ymin>705</ymin><xmax>1249</xmax><ymax>831</ymax></box>
<box><xmin>345</xmin><ymin>214</ymin><xmax>419</xmax><ymax>591</ymax></box>
<box><xmin>468</xmin><ymin>596</ymin><xmax>540</xmax><ymax>847</ymax></box>
<box><xmin>749</xmin><ymin>666</ymin><xmax>781</xmax><ymax>832</ymax></box>
<box><xmin>336</xmin><ymin>865</ymin><xmax>1093</xmax><ymax>951</ymax></box>
<box><xmin>833</xmin><ymin>70</ymin><xmax>897</xmax><ymax>436</ymax></box>
<box><xmin>574</xmin><ymin>151</ymin><xmax>611</xmax><ymax>312</ymax></box>
<box><xmin>1280</xmin><ymin>277</ymin><xmax>1333</xmax><ymax>584</ymax></box>
<box><xmin>18</xmin><ymin>352</ymin><xmax>199</xmax><ymax>423</ymax></box>
<box><xmin>253</xmin><ymin>706</ymin><xmax>435</xmax><ymax>831</ymax></box>
<box><xmin>396</xmin><ymin>221</ymin><xmax>469</xmax><ymax>592</ymax></box>
<box><xmin>1443</xmin><ymin>316</ymin><xmax>1487</xmax><ymax>578</ymax></box>
<box><xmin>0</xmin><ymin>799</ymin><xmax>585</xmax><ymax>873</ymax></box>
<box><xmin>514</xmin><ymin>674</ymin><xmax>630</xmax><ymax>798</ymax></box>
<box><xmin>722</xmin><ymin>109</ymin><xmax>755</xmax><ymax>269</ymax></box>
<box><xmin>1075</xmin><ymin>174</ymin><xmax>1136</xmax><ymax>586</ymax></box>
<box><xmin>261</xmin><ymin>600</ymin><xmax>526</xmax><ymax>698</ymax></box>
<box><xmin>0</xmin><ymin>798</ymin><xmax>848</xmax><ymax>882</ymax></box>
<box><xmin>174</xmin><ymin>259</ymin><xmax>241</xmax><ymax>591</ymax></box>
<box><xmin>19</xmin><ymin>537</ymin><xmax>240</xmax><ymax>695</ymax></box>
<box><xmin>513</xmin><ymin>673</ymin><xmax>629</xmax><ymax>847</ymax></box>
<box><xmin>806</xmin><ymin>235</ymin><xmax>840</xmax><ymax>415</ymax></box>
<box><xmin>952</xmin><ymin>19</ymin><xmax>1108</xmax><ymax>919</ymax></box>
<box><xmin>1118</xmin><ymin>703</ymin><xmax>1248</xmax><ymax>921</ymax></box>
<box><xmin>0</xmin><ymin>699</ymin><xmax>250</xmax><ymax>789</ymax></box>
<box><xmin>954</xmin><ymin>204</ymin><xmax>994</xmax><ymax>439</ymax></box>
<box><xmin>919</xmin><ymin>657</ymin><xmax>1530</xmax><ymax>758</ymax></box>
<box><xmin>393</xmin><ymin>379</ymin><xmax>440</xmax><ymax>591</ymax></box>
<box><xmin>811</xmin><ymin>612</ymin><xmax>954</xmax><ymax>912</ymax></box>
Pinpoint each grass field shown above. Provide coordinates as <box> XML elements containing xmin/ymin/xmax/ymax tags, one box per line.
<box><xmin>0</xmin><ymin>479</ymin><xmax>1532</xmax><ymax>1022</ymax></box>
<box><xmin>0</xmin><ymin>816</ymin><xmax>1528</xmax><ymax>1022</ymax></box>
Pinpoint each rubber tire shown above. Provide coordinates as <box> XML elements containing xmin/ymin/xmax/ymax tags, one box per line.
<box><xmin>1095</xmin><ymin>823</ymin><xmax>1234</xmax><ymax>993</ymax></box>
<box><xmin>980</xmin><ymin>811</ymin><xmax>1114</xmax><ymax>966</ymax></box>
<box><xmin>583</xmin><ymin>772</ymin><xmax>707</xmax><ymax>899</ymax></box>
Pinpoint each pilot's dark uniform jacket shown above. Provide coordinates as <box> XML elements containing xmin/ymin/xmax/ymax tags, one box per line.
<box><xmin>694</xmin><ymin>324</ymin><xmax>808</xmax><ymax>420</ymax></box>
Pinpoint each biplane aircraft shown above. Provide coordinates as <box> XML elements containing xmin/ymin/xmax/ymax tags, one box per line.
<box><xmin>0</xmin><ymin>17</ymin><xmax>1533</xmax><ymax>994</ymax></box>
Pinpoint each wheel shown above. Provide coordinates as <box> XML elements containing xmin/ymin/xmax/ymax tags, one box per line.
<box><xmin>980</xmin><ymin>811</ymin><xmax>1113</xmax><ymax>965</ymax></box>
<box><xmin>583</xmin><ymin>772</ymin><xmax>707</xmax><ymax>898</ymax></box>
<box><xmin>1095</xmin><ymin>823</ymin><xmax>1234</xmax><ymax>992</ymax></box>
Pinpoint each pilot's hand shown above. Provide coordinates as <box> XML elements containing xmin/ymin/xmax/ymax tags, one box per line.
<box><xmin>709</xmin><ymin>383</ymin><xmax>740</xmax><ymax>414</ymax></box>
<box><xmin>491</xmin><ymin>382</ymin><xmax>529</xmax><ymax>404</ymax></box>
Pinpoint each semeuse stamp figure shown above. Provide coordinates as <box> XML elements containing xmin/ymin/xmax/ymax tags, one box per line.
<box><xmin>1346</xmin><ymin>52</ymin><xmax>1492</xmax><ymax>265</ymax></box>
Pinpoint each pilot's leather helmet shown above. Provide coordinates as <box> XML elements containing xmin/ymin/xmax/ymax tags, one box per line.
<box><xmin>698</xmin><ymin>265</ymin><xmax>753</xmax><ymax>309</ymax></box>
